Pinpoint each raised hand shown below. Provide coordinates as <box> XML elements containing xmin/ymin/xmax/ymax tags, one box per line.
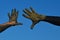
<box><xmin>0</xmin><ymin>9</ymin><xmax>22</xmax><ymax>33</ymax></box>
<box><xmin>8</xmin><ymin>8</ymin><xmax>22</xmax><ymax>25</ymax></box>
<box><xmin>23</xmin><ymin>7</ymin><xmax>46</xmax><ymax>29</ymax></box>
<box><xmin>8</xmin><ymin>8</ymin><xmax>18</xmax><ymax>22</ymax></box>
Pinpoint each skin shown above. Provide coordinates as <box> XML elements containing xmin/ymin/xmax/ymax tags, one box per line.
<box><xmin>23</xmin><ymin>7</ymin><xmax>60</xmax><ymax>30</ymax></box>
<box><xmin>0</xmin><ymin>9</ymin><xmax>22</xmax><ymax>33</ymax></box>
<box><xmin>23</xmin><ymin>7</ymin><xmax>46</xmax><ymax>29</ymax></box>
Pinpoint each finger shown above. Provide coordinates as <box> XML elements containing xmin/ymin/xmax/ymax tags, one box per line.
<box><xmin>11</xmin><ymin>9</ymin><xmax>14</xmax><ymax>16</ymax></box>
<box><xmin>23</xmin><ymin>14</ymin><xmax>30</xmax><ymax>19</ymax></box>
<box><xmin>8</xmin><ymin>13</ymin><xmax>11</xmax><ymax>22</ymax></box>
<box><xmin>15</xmin><ymin>9</ymin><xmax>18</xmax><ymax>15</ymax></box>
<box><xmin>14</xmin><ymin>13</ymin><xmax>18</xmax><ymax>21</ymax></box>
<box><xmin>16</xmin><ymin>11</ymin><xmax>19</xmax><ymax>15</ymax></box>
<box><xmin>23</xmin><ymin>10</ymin><xmax>30</xmax><ymax>16</ymax></box>
<box><xmin>15</xmin><ymin>11</ymin><xmax>18</xmax><ymax>17</ymax></box>
<box><xmin>30</xmin><ymin>21</ymin><xmax>37</xmax><ymax>30</ymax></box>
<box><xmin>13</xmin><ymin>8</ymin><xmax>16</xmax><ymax>13</ymax></box>
<box><xmin>30</xmin><ymin>23</ymin><xmax>35</xmax><ymax>30</ymax></box>
<box><xmin>30</xmin><ymin>20</ymin><xmax>40</xmax><ymax>30</ymax></box>
<box><xmin>25</xmin><ymin>8</ymin><xmax>32</xmax><ymax>13</ymax></box>
<box><xmin>30</xmin><ymin>7</ymin><xmax>35</xmax><ymax>13</ymax></box>
<box><xmin>23</xmin><ymin>9</ymin><xmax>31</xmax><ymax>16</ymax></box>
<box><xmin>11</xmin><ymin>8</ymin><xmax>16</xmax><ymax>16</ymax></box>
<box><xmin>17</xmin><ymin>11</ymin><xmax>19</xmax><ymax>14</ymax></box>
<box><xmin>8</xmin><ymin>12</ymin><xmax>11</xmax><ymax>17</ymax></box>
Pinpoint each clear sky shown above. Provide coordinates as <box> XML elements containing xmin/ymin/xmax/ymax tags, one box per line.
<box><xmin>0</xmin><ymin>0</ymin><xmax>60</xmax><ymax>40</ymax></box>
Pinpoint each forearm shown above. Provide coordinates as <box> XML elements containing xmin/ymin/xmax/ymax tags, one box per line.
<box><xmin>0</xmin><ymin>24</ymin><xmax>10</xmax><ymax>32</ymax></box>
<box><xmin>43</xmin><ymin>16</ymin><xmax>60</xmax><ymax>26</ymax></box>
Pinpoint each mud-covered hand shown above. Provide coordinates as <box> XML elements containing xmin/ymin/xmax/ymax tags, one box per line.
<box><xmin>23</xmin><ymin>7</ymin><xmax>46</xmax><ymax>29</ymax></box>
<box><xmin>8</xmin><ymin>9</ymin><xmax>18</xmax><ymax>22</ymax></box>
<box><xmin>8</xmin><ymin>8</ymin><xmax>22</xmax><ymax>25</ymax></box>
<box><xmin>0</xmin><ymin>9</ymin><xmax>22</xmax><ymax>33</ymax></box>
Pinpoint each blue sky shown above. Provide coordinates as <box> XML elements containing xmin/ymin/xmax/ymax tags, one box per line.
<box><xmin>0</xmin><ymin>0</ymin><xmax>60</xmax><ymax>40</ymax></box>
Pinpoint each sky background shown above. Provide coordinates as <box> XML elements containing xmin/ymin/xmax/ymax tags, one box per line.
<box><xmin>0</xmin><ymin>0</ymin><xmax>60</xmax><ymax>40</ymax></box>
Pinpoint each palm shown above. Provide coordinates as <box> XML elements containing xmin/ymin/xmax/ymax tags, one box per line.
<box><xmin>8</xmin><ymin>9</ymin><xmax>18</xmax><ymax>22</ymax></box>
<box><xmin>8</xmin><ymin>9</ymin><xmax>22</xmax><ymax>25</ymax></box>
<box><xmin>23</xmin><ymin>8</ymin><xmax>40</xmax><ymax>29</ymax></box>
<box><xmin>23</xmin><ymin>7</ymin><xmax>45</xmax><ymax>29</ymax></box>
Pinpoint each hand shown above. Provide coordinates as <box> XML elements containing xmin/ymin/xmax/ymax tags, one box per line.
<box><xmin>8</xmin><ymin>8</ymin><xmax>18</xmax><ymax>22</ymax></box>
<box><xmin>23</xmin><ymin>7</ymin><xmax>45</xmax><ymax>29</ymax></box>
<box><xmin>8</xmin><ymin>8</ymin><xmax>22</xmax><ymax>25</ymax></box>
<box><xmin>0</xmin><ymin>9</ymin><xmax>22</xmax><ymax>33</ymax></box>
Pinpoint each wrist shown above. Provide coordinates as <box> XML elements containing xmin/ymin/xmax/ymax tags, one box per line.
<box><xmin>39</xmin><ymin>14</ymin><xmax>46</xmax><ymax>21</ymax></box>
